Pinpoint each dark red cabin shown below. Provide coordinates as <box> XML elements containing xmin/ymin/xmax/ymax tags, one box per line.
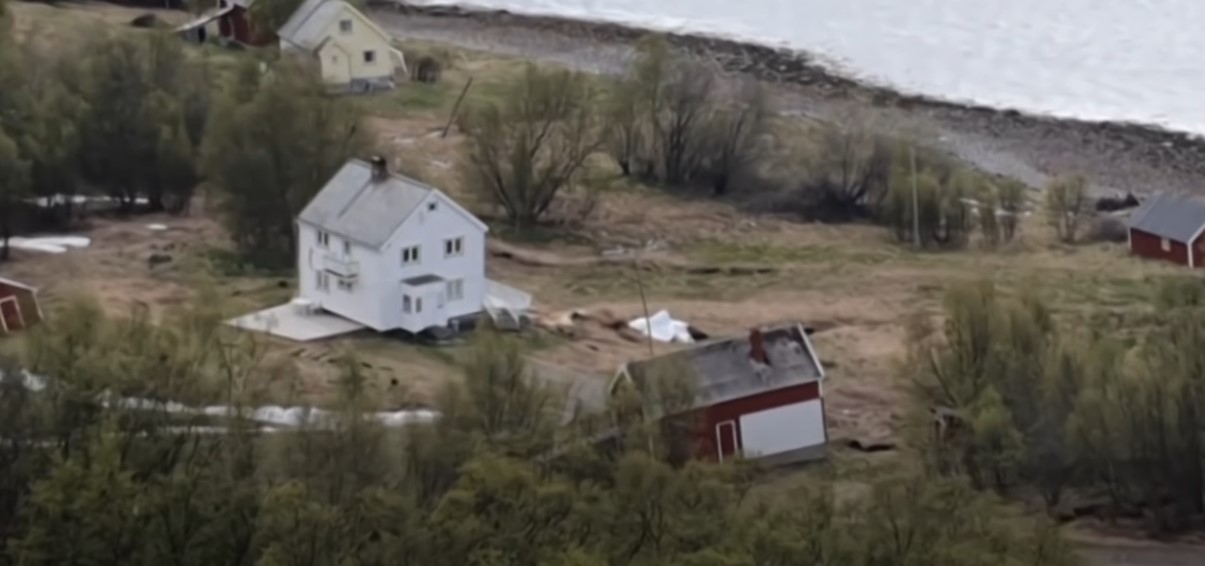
<box><xmin>611</xmin><ymin>323</ymin><xmax>828</xmax><ymax>466</ymax></box>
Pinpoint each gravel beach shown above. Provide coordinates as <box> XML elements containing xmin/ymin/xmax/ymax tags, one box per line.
<box><xmin>370</xmin><ymin>2</ymin><xmax>1205</xmax><ymax>198</ymax></box>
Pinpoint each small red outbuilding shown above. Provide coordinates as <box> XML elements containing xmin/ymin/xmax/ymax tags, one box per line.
<box><xmin>1127</xmin><ymin>192</ymin><xmax>1205</xmax><ymax>268</ymax></box>
<box><xmin>0</xmin><ymin>277</ymin><xmax>43</xmax><ymax>334</ymax></box>
<box><xmin>611</xmin><ymin>323</ymin><xmax>827</xmax><ymax>466</ymax></box>
<box><xmin>217</xmin><ymin>0</ymin><xmax>275</xmax><ymax>47</ymax></box>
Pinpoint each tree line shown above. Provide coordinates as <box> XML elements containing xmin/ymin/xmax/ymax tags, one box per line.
<box><xmin>457</xmin><ymin>36</ymin><xmax>1109</xmax><ymax>251</ymax></box>
<box><xmin>909</xmin><ymin>278</ymin><xmax>1205</xmax><ymax>533</ymax></box>
<box><xmin>0</xmin><ymin>293</ymin><xmax>1080</xmax><ymax>566</ymax></box>
<box><xmin>0</xmin><ymin>14</ymin><xmax>359</xmax><ymax>268</ymax></box>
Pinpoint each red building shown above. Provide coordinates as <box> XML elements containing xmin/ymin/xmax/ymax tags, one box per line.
<box><xmin>217</xmin><ymin>0</ymin><xmax>274</xmax><ymax>47</ymax></box>
<box><xmin>1127</xmin><ymin>192</ymin><xmax>1205</xmax><ymax>268</ymax></box>
<box><xmin>610</xmin><ymin>323</ymin><xmax>828</xmax><ymax>465</ymax></box>
<box><xmin>0</xmin><ymin>277</ymin><xmax>43</xmax><ymax>334</ymax></box>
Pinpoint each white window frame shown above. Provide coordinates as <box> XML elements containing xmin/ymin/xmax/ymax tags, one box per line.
<box><xmin>339</xmin><ymin>19</ymin><xmax>352</xmax><ymax>33</ymax></box>
<box><xmin>363</xmin><ymin>50</ymin><xmax>375</xmax><ymax>64</ymax></box>
<box><xmin>401</xmin><ymin>245</ymin><xmax>420</xmax><ymax>265</ymax></box>
<box><xmin>337</xmin><ymin>278</ymin><xmax>353</xmax><ymax>291</ymax></box>
<box><xmin>402</xmin><ymin>295</ymin><xmax>411</xmax><ymax>313</ymax></box>
<box><xmin>415</xmin><ymin>297</ymin><xmax>423</xmax><ymax>313</ymax></box>
<box><xmin>316</xmin><ymin>270</ymin><xmax>330</xmax><ymax>292</ymax></box>
<box><xmin>446</xmin><ymin>279</ymin><xmax>464</xmax><ymax>302</ymax></box>
<box><xmin>343</xmin><ymin>239</ymin><xmax>352</xmax><ymax>255</ymax></box>
<box><xmin>444</xmin><ymin>237</ymin><xmax>464</xmax><ymax>258</ymax></box>
<box><xmin>317</xmin><ymin>230</ymin><xmax>329</xmax><ymax>248</ymax></box>
<box><xmin>1161</xmin><ymin>238</ymin><xmax>1171</xmax><ymax>252</ymax></box>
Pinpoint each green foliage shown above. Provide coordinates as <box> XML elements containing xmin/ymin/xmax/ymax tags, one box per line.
<box><xmin>1045</xmin><ymin>174</ymin><xmax>1089</xmax><ymax>244</ymax></box>
<box><xmin>202</xmin><ymin>61</ymin><xmax>362</xmax><ymax>268</ymax></box>
<box><xmin>0</xmin><ymin>299</ymin><xmax>1082</xmax><ymax>566</ymax></box>
<box><xmin>913</xmin><ymin>279</ymin><xmax>1205</xmax><ymax>529</ymax></box>
<box><xmin>878</xmin><ymin>148</ymin><xmax>975</xmax><ymax>249</ymax></box>
<box><xmin>461</xmin><ymin>64</ymin><xmax>603</xmax><ymax>229</ymax></box>
<box><xmin>0</xmin><ymin>127</ymin><xmax>29</xmax><ymax>260</ymax></box>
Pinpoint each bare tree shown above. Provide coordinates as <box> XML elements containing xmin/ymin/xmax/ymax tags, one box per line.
<box><xmin>652</xmin><ymin>59</ymin><xmax>716</xmax><ymax>185</ymax></box>
<box><xmin>700</xmin><ymin>82</ymin><xmax>770</xmax><ymax>196</ymax></box>
<box><xmin>461</xmin><ymin>64</ymin><xmax>603</xmax><ymax>229</ymax></box>
<box><xmin>1045</xmin><ymin>174</ymin><xmax>1089</xmax><ymax>244</ymax></box>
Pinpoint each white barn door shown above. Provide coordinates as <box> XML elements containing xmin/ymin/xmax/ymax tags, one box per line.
<box><xmin>738</xmin><ymin>399</ymin><xmax>825</xmax><ymax>458</ymax></box>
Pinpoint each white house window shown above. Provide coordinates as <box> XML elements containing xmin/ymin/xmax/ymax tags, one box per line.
<box><xmin>363</xmin><ymin>50</ymin><xmax>375</xmax><ymax>64</ymax></box>
<box><xmin>415</xmin><ymin>298</ymin><xmax>423</xmax><ymax>313</ymax></box>
<box><xmin>401</xmin><ymin>245</ymin><xmax>420</xmax><ymax>265</ymax></box>
<box><xmin>317</xmin><ymin>230</ymin><xmax>329</xmax><ymax>248</ymax></box>
<box><xmin>428</xmin><ymin>202</ymin><xmax>437</xmax><ymax>211</ymax></box>
<box><xmin>444</xmin><ymin>237</ymin><xmax>463</xmax><ymax>257</ymax></box>
<box><xmin>316</xmin><ymin>270</ymin><xmax>330</xmax><ymax>292</ymax></box>
<box><xmin>1162</xmin><ymin>238</ymin><xmax>1171</xmax><ymax>252</ymax></box>
<box><xmin>403</xmin><ymin>295</ymin><xmax>411</xmax><ymax>313</ymax></box>
<box><xmin>343</xmin><ymin>239</ymin><xmax>351</xmax><ymax>255</ymax></box>
<box><xmin>337</xmin><ymin>278</ymin><xmax>353</xmax><ymax>291</ymax></box>
<box><xmin>339</xmin><ymin>19</ymin><xmax>352</xmax><ymax>33</ymax></box>
<box><xmin>447</xmin><ymin>279</ymin><xmax>464</xmax><ymax>301</ymax></box>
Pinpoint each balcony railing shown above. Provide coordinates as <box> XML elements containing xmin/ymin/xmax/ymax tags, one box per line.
<box><xmin>323</xmin><ymin>253</ymin><xmax>359</xmax><ymax>278</ymax></box>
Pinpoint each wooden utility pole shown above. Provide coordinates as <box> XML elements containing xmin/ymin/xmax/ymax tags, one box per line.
<box><xmin>442</xmin><ymin>78</ymin><xmax>474</xmax><ymax>138</ymax></box>
<box><xmin>910</xmin><ymin>145</ymin><xmax>921</xmax><ymax>249</ymax></box>
<box><xmin>634</xmin><ymin>254</ymin><xmax>655</xmax><ymax>356</ymax></box>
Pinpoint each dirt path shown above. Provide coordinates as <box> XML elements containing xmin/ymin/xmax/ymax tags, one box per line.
<box><xmin>371</xmin><ymin>5</ymin><xmax>1205</xmax><ymax>199</ymax></box>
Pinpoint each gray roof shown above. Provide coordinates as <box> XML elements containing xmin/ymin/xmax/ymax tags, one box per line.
<box><xmin>277</xmin><ymin>0</ymin><xmax>345</xmax><ymax>51</ymax></box>
<box><xmin>297</xmin><ymin>159</ymin><xmax>432</xmax><ymax>248</ymax></box>
<box><xmin>621</xmin><ymin>323</ymin><xmax>823</xmax><ymax>419</ymax></box>
<box><xmin>1127</xmin><ymin>192</ymin><xmax>1205</xmax><ymax>243</ymax></box>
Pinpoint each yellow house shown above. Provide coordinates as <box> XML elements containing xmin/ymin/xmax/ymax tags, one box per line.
<box><xmin>277</xmin><ymin>0</ymin><xmax>407</xmax><ymax>92</ymax></box>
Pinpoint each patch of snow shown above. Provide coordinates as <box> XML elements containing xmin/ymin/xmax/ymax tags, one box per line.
<box><xmin>147</xmin><ymin>223</ymin><xmax>169</xmax><ymax>231</ymax></box>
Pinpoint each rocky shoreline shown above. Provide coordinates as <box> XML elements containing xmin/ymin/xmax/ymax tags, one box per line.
<box><xmin>372</xmin><ymin>1</ymin><xmax>1205</xmax><ymax>195</ymax></box>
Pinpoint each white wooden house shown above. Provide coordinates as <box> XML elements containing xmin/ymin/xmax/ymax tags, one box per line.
<box><xmin>277</xmin><ymin>0</ymin><xmax>407</xmax><ymax>92</ymax></box>
<box><xmin>296</xmin><ymin>157</ymin><xmax>490</xmax><ymax>334</ymax></box>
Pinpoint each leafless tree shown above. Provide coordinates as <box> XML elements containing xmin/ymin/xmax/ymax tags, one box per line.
<box><xmin>461</xmin><ymin>64</ymin><xmax>604</xmax><ymax>229</ymax></box>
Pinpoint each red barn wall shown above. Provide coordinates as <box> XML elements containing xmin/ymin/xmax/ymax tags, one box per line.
<box><xmin>1130</xmin><ymin>228</ymin><xmax>1191</xmax><ymax>267</ymax></box>
<box><xmin>691</xmin><ymin>381</ymin><xmax>823</xmax><ymax>461</ymax></box>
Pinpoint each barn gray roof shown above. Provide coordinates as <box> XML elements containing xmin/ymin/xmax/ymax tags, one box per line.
<box><xmin>277</xmin><ymin>0</ymin><xmax>345</xmax><ymax>51</ymax></box>
<box><xmin>297</xmin><ymin>159</ymin><xmax>434</xmax><ymax>249</ymax></box>
<box><xmin>1127</xmin><ymin>192</ymin><xmax>1205</xmax><ymax>243</ymax></box>
<box><xmin>620</xmin><ymin>323</ymin><xmax>823</xmax><ymax>419</ymax></box>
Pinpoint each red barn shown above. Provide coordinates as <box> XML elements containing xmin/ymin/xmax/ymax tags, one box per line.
<box><xmin>217</xmin><ymin>0</ymin><xmax>274</xmax><ymax>47</ymax></box>
<box><xmin>0</xmin><ymin>277</ymin><xmax>44</xmax><ymax>334</ymax></box>
<box><xmin>1127</xmin><ymin>192</ymin><xmax>1205</xmax><ymax>268</ymax></box>
<box><xmin>611</xmin><ymin>323</ymin><xmax>827</xmax><ymax>465</ymax></box>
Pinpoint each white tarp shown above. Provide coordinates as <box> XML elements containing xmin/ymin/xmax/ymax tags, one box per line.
<box><xmin>628</xmin><ymin>310</ymin><xmax>694</xmax><ymax>344</ymax></box>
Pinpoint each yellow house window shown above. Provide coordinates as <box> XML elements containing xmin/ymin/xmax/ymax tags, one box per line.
<box><xmin>339</xmin><ymin>19</ymin><xmax>352</xmax><ymax>33</ymax></box>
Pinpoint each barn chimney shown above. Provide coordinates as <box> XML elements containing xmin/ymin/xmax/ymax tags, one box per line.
<box><xmin>369</xmin><ymin>155</ymin><xmax>388</xmax><ymax>182</ymax></box>
<box><xmin>748</xmin><ymin>328</ymin><xmax>770</xmax><ymax>367</ymax></box>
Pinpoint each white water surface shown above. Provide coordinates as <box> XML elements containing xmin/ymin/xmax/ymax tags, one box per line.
<box><xmin>410</xmin><ymin>0</ymin><xmax>1205</xmax><ymax>134</ymax></box>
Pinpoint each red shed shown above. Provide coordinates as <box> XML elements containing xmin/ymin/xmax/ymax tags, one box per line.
<box><xmin>611</xmin><ymin>323</ymin><xmax>827</xmax><ymax>466</ymax></box>
<box><xmin>217</xmin><ymin>0</ymin><xmax>275</xmax><ymax>47</ymax></box>
<box><xmin>0</xmin><ymin>277</ymin><xmax>44</xmax><ymax>334</ymax></box>
<box><xmin>1127</xmin><ymin>192</ymin><xmax>1205</xmax><ymax>268</ymax></box>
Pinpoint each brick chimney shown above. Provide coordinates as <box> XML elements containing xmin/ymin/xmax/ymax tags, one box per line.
<box><xmin>369</xmin><ymin>155</ymin><xmax>388</xmax><ymax>182</ymax></box>
<box><xmin>748</xmin><ymin>328</ymin><xmax>770</xmax><ymax>366</ymax></box>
